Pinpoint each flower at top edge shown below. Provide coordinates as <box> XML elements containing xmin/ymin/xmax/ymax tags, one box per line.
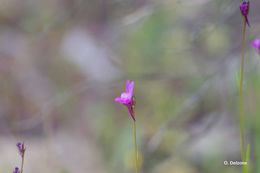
<box><xmin>240</xmin><ymin>0</ymin><xmax>250</xmax><ymax>27</ymax></box>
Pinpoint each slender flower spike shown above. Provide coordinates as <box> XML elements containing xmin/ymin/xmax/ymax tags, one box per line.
<box><xmin>115</xmin><ymin>80</ymin><xmax>136</xmax><ymax>121</ymax></box>
<box><xmin>13</xmin><ymin>167</ymin><xmax>20</xmax><ymax>173</ymax></box>
<box><xmin>240</xmin><ymin>0</ymin><xmax>250</xmax><ymax>27</ymax></box>
<box><xmin>16</xmin><ymin>142</ymin><xmax>25</xmax><ymax>158</ymax></box>
<box><xmin>251</xmin><ymin>38</ymin><xmax>260</xmax><ymax>53</ymax></box>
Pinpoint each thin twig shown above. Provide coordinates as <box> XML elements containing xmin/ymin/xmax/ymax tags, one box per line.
<box><xmin>133</xmin><ymin>121</ymin><xmax>139</xmax><ymax>173</ymax></box>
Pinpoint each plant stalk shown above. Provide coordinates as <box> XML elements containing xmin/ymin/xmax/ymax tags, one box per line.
<box><xmin>133</xmin><ymin>121</ymin><xmax>138</xmax><ymax>173</ymax></box>
<box><xmin>21</xmin><ymin>153</ymin><xmax>24</xmax><ymax>173</ymax></box>
<box><xmin>239</xmin><ymin>16</ymin><xmax>246</xmax><ymax>163</ymax></box>
<box><xmin>240</xmin><ymin>16</ymin><xmax>250</xmax><ymax>173</ymax></box>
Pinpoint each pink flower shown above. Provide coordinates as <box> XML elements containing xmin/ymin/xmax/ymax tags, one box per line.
<box><xmin>115</xmin><ymin>80</ymin><xmax>136</xmax><ymax>121</ymax></box>
<box><xmin>240</xmin><ymin>1</ymin><xmax>250</xmax><ymax>27</ymax></box>
<box><xmin>251</xmin><ymin>38</ymin><xmax>260</xmax><ymax>53</ymax></box>
<box><xmin>16</xmin><ymin>142</ymin><xmax>25</xmax><ymax>158</ymax></box>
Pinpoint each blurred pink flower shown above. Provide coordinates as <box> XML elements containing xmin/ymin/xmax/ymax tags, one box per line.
<box><xmin>240</xmin><ymin>1</ymin><xmax>250</xmax><ymax>27</ymax></box>
<box><xmin>13</xmin><ymin>167</ymin><xmax>20</xmax><ymax>173</ymax></box>
<box><xmin>115</xmin><ymin>80</ymin><xmax>136</xmax><ymax>121</ymax></box>
<box><xmin>16</xmin><ymin>142</ymin><xmax>25</xmax><ymax>158</ymax></box>
<box><xmin>252</xmin><ymin>38</ymin><xmax>260</xmax><ymax>53</ymax></box>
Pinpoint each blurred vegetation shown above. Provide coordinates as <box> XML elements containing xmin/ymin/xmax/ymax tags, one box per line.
<box><xmin>0</xmin><ymin>0</ymin><xmax>260</xmax><ymax>173</ymax></box>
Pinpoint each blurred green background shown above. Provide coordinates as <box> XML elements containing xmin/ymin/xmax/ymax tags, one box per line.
<box><xmin>0</xmin><ymin>0</ymin><xmax>260</xmax><ymax>173</ymax></box>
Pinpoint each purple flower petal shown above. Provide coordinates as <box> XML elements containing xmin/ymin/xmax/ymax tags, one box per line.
<box><xmin>125</xmin><ymin>80</ymin><xmax>134</xmax><ymax>96</ymax></box>
<box><xmin>252</xmin><ymin>38</ymin><xmax>260</xmax><ymax>49</ymax></box>
<box><xmin>115</xmin><ymin>97</ymin><xmax>129</xmax><ymax>105</ymax></box>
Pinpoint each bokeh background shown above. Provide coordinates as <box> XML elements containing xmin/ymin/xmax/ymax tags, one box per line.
<box><xmin>0</xmin><ymin>0</ymin><xmax>260</xmax><ymax>172</ymax></box>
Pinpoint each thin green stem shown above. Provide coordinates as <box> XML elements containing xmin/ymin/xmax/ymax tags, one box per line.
<box><xmin>239</xmin><ymin>17</ymin><xmax>246</xmax><ymax>163</ymax></box>
<box><xmin>242</xmin><ymin>144</ymin><xmax>251</xmax><ymax>173</ymax></box>
<box><xmin>133</xmin><ymin>120</ymin><xmax>138</xmax><ymax>173</ymax></box>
